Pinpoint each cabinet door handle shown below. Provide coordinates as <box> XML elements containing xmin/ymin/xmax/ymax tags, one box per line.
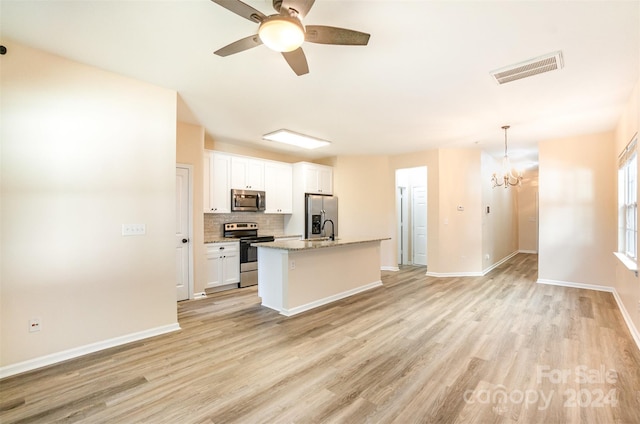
<box><xmin>182</xmin><ymin>238</ymin><xmax>188</xmax><ymax>243</ymax></box>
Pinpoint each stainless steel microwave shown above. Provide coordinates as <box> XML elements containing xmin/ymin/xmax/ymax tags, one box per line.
<box><xmin>231</xmin><ymin>189</ymin><xmax>266</xmax><ymax>212</ymax></box>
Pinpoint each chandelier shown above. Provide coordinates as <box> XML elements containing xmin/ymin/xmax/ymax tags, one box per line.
<box><xmin>491</xmin><ymin>125</ymin><xmax>523</xmax><ymax>188</ymax></box>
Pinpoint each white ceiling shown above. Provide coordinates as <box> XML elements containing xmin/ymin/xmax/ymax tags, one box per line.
<box><xmin>1</xmin><ymin>0</ymin><xmax>638</xmax><ymax>165</ymax></box>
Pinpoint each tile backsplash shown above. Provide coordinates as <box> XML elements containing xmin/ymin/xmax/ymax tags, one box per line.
<box><xmin>205</xmin><ymin>213</ymin><xmax>286</xmax><ymax>238</ymax></box>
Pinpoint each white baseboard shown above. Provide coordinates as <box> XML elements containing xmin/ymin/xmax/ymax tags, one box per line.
<box><xmin>381</xmin><ymin>266</ymin><xmax>399</xmax><ymax>272</ymax></box>
<box><xmin>278</xmin><ymin>281</ymin><xmax>383</xmax><ymax>317</ymax></box>
<box><xmin>426</xmin><ymin>270</ymin><xmax>483</xmax><ymax>277</ymax></box>
<box><xmin>611</xmin><ymin>290</ymin><xmax>640</xmax><ymax>351</ymax></box>
<box><xmin>481</xmin><ymin>250</ymin><xmax>520</xmax><ymax>275</ymax></box>
<box><xmin>193</xmin><ymin>292</ymin><xmax>208</xmax><ymax>300</ymax></box>
<box><xmin>425</xmin><ymin>251</ymin><xmax>522</xmax><ymax>278</ymax></box>
<box><xmin>536</xmin><ymin>278</ymin><xmax>613</xmax><ymax>293</ymax></box>
<box><xmin>537</xmin><ymin>278</ymin><xmax>640</xmax><ymax>352</ymax></box>
<box><xmin>519</xmin><ymin>249</ymin><xmax>538</xmax><ymax>254</ymax></box>
<box><xmin>0</xmin><ymin>323</ymin><xmax>181</xmax><ymax>379</ymax></box>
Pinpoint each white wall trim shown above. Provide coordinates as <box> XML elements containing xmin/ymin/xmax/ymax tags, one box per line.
<box><xmin>536</xmin><ymin>278</ymin><xmax>614</xmax><ymax>293</ymax></box>
<box><xmin>0</xmin><ymin>323</ymin><xmax>181</xmax><ymax>379</ymax></box>
<box><xmin>610</xmin><ymin>289</ymin><xmax>640</xmax><ymax>351</ymax></box>
<box><xmin>425</xmin><ymin>270</ymin><xmax>483</xmax><ymax>277</ymax></box>
<box><xmin>381</xmin><ymin>266</ymin><xmax>399</xmax><ymax>272</ymax></box>
<box><xmin>481</xmin><ymin>250</ymin><xmax>520</xmax><ymax>275</ymax></box>
<box><xmin>278</xmin><ymin>281</ymin><xmax>383</xmax><ymax>316</ymax></box>
<box><xmin>613</xmin><ymin>251</ymin><xmax>638</xmax><ymax>273</ymax></box>
<box><xmin>537</xmin><ymin>278</ymin><xmax>640</xmax><ymax>352</ymax></box>
<box><xmin>519</xmin><ymin>249</ymin><xmax>538</xmax><ymax>254</ymax></box>
<box><xmin>425</xmin><ymin>251</ymin><xmax>520</xmax><ymax>278</ymax></box>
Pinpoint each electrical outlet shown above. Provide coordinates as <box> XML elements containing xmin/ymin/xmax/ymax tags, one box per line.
<box><xmin>29</xmin><ymin>318</ymin><xmax>41</xmax><ymax>333</ymax></box>
<box><xmin>290</xmin><ymin>260</ymin><xmax>296</xmax><ymax>270</ymax></box>
<box><xmin>122</xmin><ymin>224</ymin><xmax>146</xmax><ymax>236</ymax></box>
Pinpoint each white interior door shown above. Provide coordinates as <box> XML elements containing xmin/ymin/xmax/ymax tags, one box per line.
<box><xmin>176</xmin><ymin>166</ymin><xmax>191</xmax><ymax>301</ymax></box>
<box><xmin>412</xmin><ymin>186</ymin><xmax>427</xmax><ymax>266</ymax></box>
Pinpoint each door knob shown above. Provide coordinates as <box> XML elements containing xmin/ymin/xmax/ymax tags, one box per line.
<box><xmin>182</xmin><ymin>238</ymin><xmax>188</xmax><ymax>243</ymax></box>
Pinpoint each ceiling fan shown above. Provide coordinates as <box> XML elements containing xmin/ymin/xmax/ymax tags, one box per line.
<box><xmin>211</xmin><ymin>0</ymin><xmax>370</xmax><ymax>76</ymax></box>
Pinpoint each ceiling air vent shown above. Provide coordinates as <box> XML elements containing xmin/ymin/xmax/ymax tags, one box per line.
<box><xmin>490</xmin><ymin>51</ymin><xmax>564</xmax><ymax>85</ymax></box>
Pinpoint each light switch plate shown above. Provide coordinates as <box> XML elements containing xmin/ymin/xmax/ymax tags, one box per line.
<box><xmin>122</xmin><ymin>224</ymin><xmax>146</xmax><ymax>236</ymax></box>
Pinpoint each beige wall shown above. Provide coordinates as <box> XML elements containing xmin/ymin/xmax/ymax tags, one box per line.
<box><xmin>1</xmin><ymin>42</ymin><xmax>179</xmax><ymax>370</ymax></box>
<box><xmin>205</xmin><ymin>136</ymin><xmax>307</xmax><ymax>164</ymax></box>
<box><xmin>435</xmin><ymin>149</ymin><xmax>484</xmax><ymax>273</ymax></box>
<box><xmin>176</xmin><ymin>123</ymin><xmax>206</xmax><ymax>295</ymax></box>
<box><xmin>518</xmin><ymin>168</ymin><xmax>539</xmax><ymax>252</ymax></box>
<box><xmin>613</xmin><ymin>77</ymin><xmax>640</xmax><ymax>333</ymax></box>
<box><xmin>481</xmin><ymin>152</ymin><xmax>519</xmax><ymax>270</ymax></box>
<box><xmin>332</xmin><ymin>156</ymin><xmax>396</xmax><ymax>268</ymax></box>
<box><xmin>538</xmin><ymin>132</ymin><xmax>616</xmax><ymax>286</ymax></box>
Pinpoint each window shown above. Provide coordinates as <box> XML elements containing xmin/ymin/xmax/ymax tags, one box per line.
<box><xmin>618</xmin><ymin>136</ymin><xmax>638</xmax><ymax>265</ymax></box>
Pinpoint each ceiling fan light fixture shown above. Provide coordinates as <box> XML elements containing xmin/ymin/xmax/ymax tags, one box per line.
<box><xmin>258</xmin><ymin>16</ymin><xmax>305</xmax><ymax>52</ymax></box>
<box><xmin>263</xmin><ymin>129</ymin><xmax>330</xmax><ymax>150</ymax></box>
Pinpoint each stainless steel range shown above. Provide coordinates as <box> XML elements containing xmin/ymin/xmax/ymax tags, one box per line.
<box><xmin>223</xmin><ymin>222</ymin><xmax>274</xmax><ymax>287</ymax></box>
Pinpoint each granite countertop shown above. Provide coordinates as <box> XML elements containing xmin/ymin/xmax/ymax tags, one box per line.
<box><xmin>253</xmin><ymin>237</ymin><xmax>391</xmax><ymax>251</ymax></box>
<box><xmin>204</xmin><ymin>234</ymin><xmax>301</xmax><ymax>244</ymax></box>
<box><xmin>271</xmin><ymin>234</ymin><xmax>303</xmax><ymax>239</ymax></box>
<box><xmin>204</xmin><ymin>237</ymin><xmax>237</xmax><ymax>244</ymax></box>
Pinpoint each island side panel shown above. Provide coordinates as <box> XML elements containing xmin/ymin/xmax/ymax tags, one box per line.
<box><xmin>286</xmin><ymin>241</ymin><xmax>382</xmax><ymax>313</ymax></box>
<box><xmin>257</xmin><ymin>247</ymin><xmax>288</xmax><ymax>312</ymax></box>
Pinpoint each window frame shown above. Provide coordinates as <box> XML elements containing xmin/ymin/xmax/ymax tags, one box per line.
<box><xmin>617</xmin><ymin>136</ymin><xmax>638</xmax><ymax>271</ymax></box>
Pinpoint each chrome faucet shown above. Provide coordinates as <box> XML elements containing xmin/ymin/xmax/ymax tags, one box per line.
<box><xmin>321</xmin><ymin>219</ymin><xmax>335</xmax><ymax>241</ymax></box>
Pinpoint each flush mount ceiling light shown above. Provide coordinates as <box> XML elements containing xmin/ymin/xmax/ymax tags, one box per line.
<box><xmin>258</xmin><ymin>15</ymin><xmax>305</xmax><ymax>52</ymax></box>
<box><xmin>491</xmin><ymin>125</ymin><xmax>523</xmax><ymax>189</ymax></box>
<box><xmin>263</xmin><ymin>129</ymin><xmax>331</xmax><ymax>150</ymax></box>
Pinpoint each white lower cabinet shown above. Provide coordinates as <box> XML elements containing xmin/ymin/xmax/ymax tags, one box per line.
<box><xmin>205</xmin><ymin>242</ymin><xmax>240</xmax><ymax>288</ymax></box>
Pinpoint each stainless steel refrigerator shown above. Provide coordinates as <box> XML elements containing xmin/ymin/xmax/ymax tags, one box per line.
<box><xmin>305</xmin><ymin>194</ymin><xmax>338</xmax><ymax>239</ymax></box>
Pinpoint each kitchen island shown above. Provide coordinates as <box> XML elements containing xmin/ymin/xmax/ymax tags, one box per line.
<box><xmin>256</xmin><ymin>237</ymin><xmax>390</xmax><ymax>316</ymax></box>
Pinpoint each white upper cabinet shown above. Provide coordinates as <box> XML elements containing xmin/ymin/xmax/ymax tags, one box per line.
<box><xmin>205</xmin><ymin>150</ymin><xmax>294</xmax><ymax>214</ymax></box>
<box><xmin>231</xmin><ymin>157</ymin><xmax>264</xmax><ymax>190</ymax></box>
<box><xmin>302</xmin><ymin>163</ymin><xmax>333</xmax><ymax>195</ymax></box>
<box><xmin>204</xmin><ymin>151</ymin><xmax>231</xmax><ymax>213</ymax></box>
<box><xmin>264</xmin><ymin>161</ymin><xmax>292</xmax><ymax>214</ymax></box>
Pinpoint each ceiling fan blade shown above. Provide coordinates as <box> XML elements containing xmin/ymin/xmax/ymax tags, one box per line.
<box><xmin>210</xmin><ymin>0</ymin><xmax>266</xmax><ymax>23</ymax></box>
<box><xmin>305</xmin><ymin>25</ymin><xmax>370</xmax><ymax>45</ymax></box>
<box><xmin>214</xmin><ymin>34</ymin><xmax>262</xmax><ymax>57</ymax></box>
<box><xmin>282</xmin><ymin>48</ymin><xmax>309</xmax><ymax>76</ymax></box>
<box><xmin>280</xmin><ymin>0</ymin><xmax>315</xmax><ymax>19</ymax></box>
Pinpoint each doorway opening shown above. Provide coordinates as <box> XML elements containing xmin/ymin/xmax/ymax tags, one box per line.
<box><xmin>396</xmin><ymin>167</ymin><xmax>427</xmax><ymax>267</ymax></box>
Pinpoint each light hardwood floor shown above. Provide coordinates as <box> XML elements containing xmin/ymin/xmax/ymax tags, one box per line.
<box><xmin>2</xmin><ymin>253</ymin><xmax>640</xmax><ymax>423</ymax></box>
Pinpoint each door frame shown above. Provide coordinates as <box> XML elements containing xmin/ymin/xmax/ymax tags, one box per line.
<box><xmin>411</xmin><ymin>185</ymin><xmax>427</xmax><ymax>266</ymax></box>
<box><xmin>177</xmin><ymin>163</ymin><xmax>194</xmax><ymax>300</ymax></box>
<box><xmin>397</xmin><ymin>186</ymin><xmax>409</xmax><ymax>265</ymax></box>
